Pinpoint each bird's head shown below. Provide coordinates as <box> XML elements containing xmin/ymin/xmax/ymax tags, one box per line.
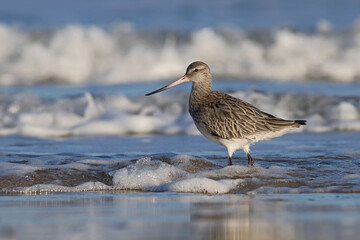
<box><xmin>145</xmin><ymin>61</ymin><xmax>211</xmax><ymax>96</ymax></box>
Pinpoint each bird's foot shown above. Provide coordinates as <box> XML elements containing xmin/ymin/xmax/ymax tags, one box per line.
<box><xmin>247</xmin><ymin>154</ymin><xmax>254</xmax><ymax>167</ymax></box>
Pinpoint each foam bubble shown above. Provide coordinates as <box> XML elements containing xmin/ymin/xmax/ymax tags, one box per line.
<box><xmin>110</xmin><ymin>155</ymin><xmax>293</xmax><ymax>193</ymax></box>
<box><xmin>153</xmin><ymin>177</ymin><xmax>243</xmax><ymax>194</ymax></box>
<box><xmin>15</xmin><ymin>182</ymin><xmax>113</xmax><ymax>194</ymax></box>
<box><xmin>112</xmin><ymin>157</ymin><xmax>188</xmax><ymax>190</ymax></box>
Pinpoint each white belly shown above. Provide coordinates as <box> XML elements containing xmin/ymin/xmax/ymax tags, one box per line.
<box><xmin>195</xmin><ymin>120</ymin><xmax>295</xmax><ymax>156</ymax></box>
<box><xmin>195</xmin><ymin>122</ymin><xmax>251</xmax><ymax>149</ymax></box>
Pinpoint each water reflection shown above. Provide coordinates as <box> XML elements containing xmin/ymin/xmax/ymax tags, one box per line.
<box><xmin>1</xmin><ymin>193</ymin><xmax>359</xmax><ymax>240</ymax></box>
<box><xmin>189</xmin><ymin>195</ymin><xmax>360</xmax><ymax>240</ymax></box>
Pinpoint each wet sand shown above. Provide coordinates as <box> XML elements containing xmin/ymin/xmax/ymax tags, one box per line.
<box><xmin>1</xmin><ymin>192</ymin><xmax>359</xmax><ymax>240</ymax></box>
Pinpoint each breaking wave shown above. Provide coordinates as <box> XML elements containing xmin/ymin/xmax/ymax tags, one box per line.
<box><xmin>0</xmin><ymin>89</ymin><xmax>359</xmax><ymax>138</ymax></box>
<box><xmin>1</xmin><ymin>20</ymin><xmax>360</xmax><ymax>85</ymax></box>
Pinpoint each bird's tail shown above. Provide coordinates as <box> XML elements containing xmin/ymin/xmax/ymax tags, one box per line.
<box><xmin>294</xmin><ymin>120</ymin><xmax>307</xmax><ymax>126</ymax></box>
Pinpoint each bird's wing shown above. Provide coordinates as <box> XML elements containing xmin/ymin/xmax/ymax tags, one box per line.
<box><xmin>199</xmin><ymin>92</ymin><xmax>298</xmax><ymax>139</ymax></box>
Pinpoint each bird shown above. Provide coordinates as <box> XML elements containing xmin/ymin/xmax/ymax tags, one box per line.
<box><xmin>145</xmin><ymin>61</ymin><xmax>306</xmax><ymax>166</ymax></box>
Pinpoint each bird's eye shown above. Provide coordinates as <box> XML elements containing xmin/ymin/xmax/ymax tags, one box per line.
<box><xmin>194</xmin><ymin>69</ymin><xmax>198</xmax><ymax>72</ymax></box>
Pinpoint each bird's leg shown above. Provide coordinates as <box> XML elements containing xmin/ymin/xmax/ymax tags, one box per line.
<box><xmin>247</xmin><ymin>153</ymin><xmax>254</xmax><ymax>166</ymax></box>
<box><xmin>228</xmin><ymin>157</ymin><xmax>233</xmax><ymax>166</ymax></box>
<box><xmin>226</xmin><ymin>147</ymin><xmax>234</xmax><ymax>166</ymax></box>
<box><xmin>242</xmin><ymin>145</ymin><xmax>254</xmax><ymax>167</ymax></box>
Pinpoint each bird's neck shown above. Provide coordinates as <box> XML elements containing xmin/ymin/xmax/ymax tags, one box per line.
<box><xmin>189</xmin><ymin>81</ymin><xmax>212</xmax><ymax>109</ymax></box>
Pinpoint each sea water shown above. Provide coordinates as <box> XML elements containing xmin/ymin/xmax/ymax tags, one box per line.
<box><xmin>1</xmin><ymin>82</ymin><xmax>359</xmax><ymax>239</ymax></box>
<box><xmin>1</xmin><ymin>0</ymin><xmax>360</xmax><ymax>239</ymax></box>
<box><xmin>0</xmin><ymin>131</ymin><xmax>359</xmax><ymax>194</ymax></box>
<box><xmin>1</xmin><ymin>130</ymin><xmax>360</xmax><ymax>240</ymax></box>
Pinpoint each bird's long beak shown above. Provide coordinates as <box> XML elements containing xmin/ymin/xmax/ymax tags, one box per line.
<box><xmin>145</xmin><ymin>76</ymin><xmax>190</xmax><ymax>96</ymax></box>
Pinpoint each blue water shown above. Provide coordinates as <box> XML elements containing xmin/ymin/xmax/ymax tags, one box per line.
<box><xmin>3</xmin><ymin>80</ymin><xmax>360</xmax><ymax>99</ymax></box>
<box><xmin>1</xmin><ymin>0</ymin><xmax>359</xmax><ymax>30</ymax></box>
<box><xmin>1</xmin><ymin>132</ymin><xmax>359</xmax><ymax>192</ymax></box>
<box><xmin>0</xmin><ymin>132</ymin><xmax>358</xmax><ymax>158</ymax></box>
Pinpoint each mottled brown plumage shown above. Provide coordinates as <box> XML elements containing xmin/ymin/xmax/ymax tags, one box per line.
<box><xmin>190</xmin><ymin>90</ymin><xmax>303</xmax><ymax>139</ymax></box>
<box><xmin>146</xmin><ymin>61</ymin><xmax>306</xmax><ymax>166</ymax></box>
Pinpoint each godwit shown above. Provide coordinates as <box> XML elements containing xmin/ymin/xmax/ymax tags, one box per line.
<box><xmin>146</xmin><ymin>61</ymin><xmax>306</xmax><ymax>166</ymax></box>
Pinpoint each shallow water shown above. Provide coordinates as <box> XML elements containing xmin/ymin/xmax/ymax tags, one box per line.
<box><xmin>1</xmin><ymin>192</ymin><xmax>360</xmax><ymax>240</ymax></box>
<box><xmin>1</xmin><ymin>132</ymin><xmax>359</xmax><ymax>195</ymax></box>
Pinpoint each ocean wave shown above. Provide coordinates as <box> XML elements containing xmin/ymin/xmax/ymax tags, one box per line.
<box><xmin>0</xmin><ymin>89</ymin><xmax>359</xmax><ymax>138</ymax></box>
<box><xmin>1</xmin><ymin>21</ymin><xmax>360</xmax><ymax>85</ymax></box>
<box><xmin>2</xmin><ymin>154</ymin><xmax>360</xmax><ymax>194</ymax></box>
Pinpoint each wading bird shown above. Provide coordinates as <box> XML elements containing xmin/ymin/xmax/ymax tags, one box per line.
<box><xmin>146</xmin><ymin>61</ymin><xmax>306</xmax><ymax>166</ymax></box>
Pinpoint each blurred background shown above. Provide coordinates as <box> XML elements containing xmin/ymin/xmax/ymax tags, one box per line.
<box><xmin>0</xmin><ymin>0</ymin><xmax>360</xmax><ymax>137</ymax></box>
<box><xmin>1</xmin><ymin>0</ymin><xmax>360</xmax><ymax>85</ymax></box>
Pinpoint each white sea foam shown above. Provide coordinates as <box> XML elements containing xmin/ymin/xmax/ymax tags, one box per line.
<box><xmin>195</xmin><ymin>165</ymin><xmax>291</xmax><ymax>179</ymax></box>
<box><xmin>111</xmin><ymin>156</ymin><xmax>291</xmax><ymax>194</ymax></box>
<box><xmin>1</xmin><ymin>89</ymin><xmax>360</xmax><ymax>138</ymax></box>
<box><xmin>2</xmin><ymin>155</ymin><xmax>290</xmax><ymax>194</ymax></box>
<box><xmin>14</xmin><ymin>182</ymin><xmax>113</xmax><ymax>194</ymax></box>
<box><xmin>153</xmin><ymin>178</ymin><xmax>243</xmax><ymax>194</ymax></box>
<box><xmin>112</xmin><ymin>157</ymin><xmax>188</xmax><ymax>191</ymax></box>
<box><xmin>2</xmin><ymin>153</ymin><xmax>360</xmax><ymax>194</ymax></box>
<box><xmin>1</xmin><ymin>22</ymin><xmax>360</xmax><ymax>85</ymax></box>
